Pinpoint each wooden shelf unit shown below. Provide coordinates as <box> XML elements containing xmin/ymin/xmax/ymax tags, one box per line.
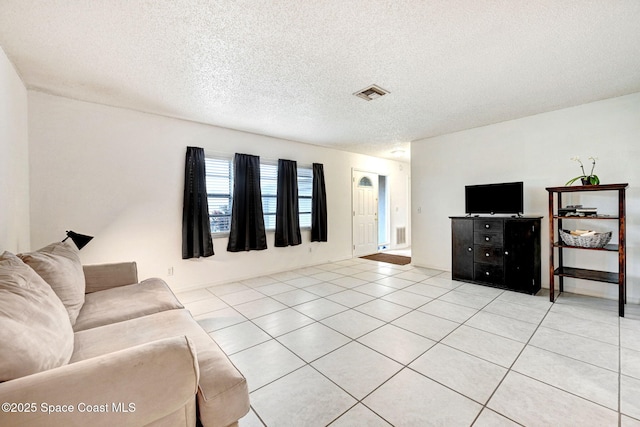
<box><xmin>546</xmin><ymin>183</ymin><xmax>628</xmax><ymax>316</ymax></box>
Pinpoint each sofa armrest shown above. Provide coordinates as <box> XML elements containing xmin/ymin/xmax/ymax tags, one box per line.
<box><xmin>83</xmin><ymin>262</ymin><xmax>139</xmax><ymax>293</ymax></box>
<box><xmin>0</xmin><ymin>336</ymin><xmax>199</xmax><ymax>427</ymax></box>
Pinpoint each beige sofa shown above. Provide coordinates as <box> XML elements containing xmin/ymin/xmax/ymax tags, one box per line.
<box><xmin>0</xmin><ymin>243</ymin><xmax>249</xmax><ymax>427</ymax></box>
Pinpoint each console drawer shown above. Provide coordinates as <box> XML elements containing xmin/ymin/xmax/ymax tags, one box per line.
<box><xmin>474</xmin><ymin>231</ymin><xmax>503</xmax><ymax>246</ymax></box>
<box><xmin>474</xmin><ymin>245</ymin><xmax>503</xmax><ymax>265</ymax></box>
<box><xmin>474</xmin><ymin>219</ymin><xmax>503</xmax><ymax>233</ymax></box>
<box><xmin>474</xmin><ymin>263</ymin><xmax>504</xmax><ymax>285</ymax></box>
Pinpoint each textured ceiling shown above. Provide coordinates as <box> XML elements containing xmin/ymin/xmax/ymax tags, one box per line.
<box><xmin>1</xmin><ymin>1</ymin><xmax>640</xmax><ymax>160</ymax></box>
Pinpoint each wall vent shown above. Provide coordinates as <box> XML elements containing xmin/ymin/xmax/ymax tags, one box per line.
<box><xmin>396</xmin><ymin>227</ymin><xmax>406</xmax><ymax>245</ymax></box>
<box><xmin>354</xmin><ymin>84</ymin><xmax>389</xmax><ymax>101</ymax></box>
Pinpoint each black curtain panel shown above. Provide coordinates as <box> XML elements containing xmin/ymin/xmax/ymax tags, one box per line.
<box><xmin>275</xmin><ymin>159</ymin><xmax>302</xmax><ymax>247</ymax></box>
<box><xmin>311</xmin><ymin>163</ymin><xmax>328</xmax><ymax>242</ymax></box>
<box><xmin>182</xmin><ymin>147</ymin><xmax>214</xmax><ymax>259</ymax></box>
<box><xmin>227</xmin><ymin>153</ymin><xmax>267</xmax><ymax>252</ymax></box>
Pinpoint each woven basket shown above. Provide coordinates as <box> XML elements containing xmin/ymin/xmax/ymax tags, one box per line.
<box><xmin>559</xmin><ymin>230</ymin><xmax>612</xmax><ymax>248</ymax></box>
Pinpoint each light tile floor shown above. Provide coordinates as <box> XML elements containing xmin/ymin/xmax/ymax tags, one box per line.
<box><xmin>176</xmin><ymin>258</ymin><xmax>640</xmax><ymax>427</ymax></box>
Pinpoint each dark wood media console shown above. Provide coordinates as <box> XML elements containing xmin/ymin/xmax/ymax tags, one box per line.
<box><xmin>450</xmin><ymin>216</ymin><xmax>542</xmax><ymax>294</ymax></box>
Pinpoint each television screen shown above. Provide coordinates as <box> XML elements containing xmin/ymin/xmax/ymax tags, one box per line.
<box><xmin>465</xmin><ymin>182</ymin><xmax>523</xmax><ymax>215</ymax></box>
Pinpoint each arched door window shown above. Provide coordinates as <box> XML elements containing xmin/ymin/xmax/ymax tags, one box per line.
<box><xmin>358</xmin><ymin>176</ymin><xmax>373</xmax><ymax>187</ymax></box>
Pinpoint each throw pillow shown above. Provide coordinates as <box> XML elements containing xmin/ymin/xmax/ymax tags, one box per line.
<box><xmin>18</xmin><ymin>240</ymin><xmax>86</xmax><ymax>325</ymax></box>
<box><xmin>0</xmin><ymin>252</ymin><xmax>74</xmax><ymax>381</ymax></box>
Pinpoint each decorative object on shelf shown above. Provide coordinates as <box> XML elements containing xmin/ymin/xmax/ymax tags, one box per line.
<box><xmin>559</xmin><ymin>229</ymin><xmax>612</xmax><ymax>248</ymax></box>
<box><xmin>565</xmin><ymin>156</ymin><xmax>600</xmax><ymax>186</ymax></box>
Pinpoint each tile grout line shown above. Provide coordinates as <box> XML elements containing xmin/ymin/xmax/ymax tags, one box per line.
<box><xmin>348</xmin><ymin>286</ymin><xmax>505</xmax><ymax>425</ymax></box>
<box><xmin>322</xmin><ymin>279</ymin><xmax>506</xmax><ymax>424</ymax></box>
<box><xmin>202</xmin><ymin>267</ymin><xmax>504</xmax><ymax>422</ymax></box>
<box><xmin>244</xmin><ymin>262</ymin><xmax>410</xmax><ymax>425</ymax></box>
<box><xmin>468</xmin><ymin>292</ymin><xmax>556</xmax><ymax>426</ymax></box>
<box><xmin>238</xmin><ymin>266</ymin><xmax>448</xmax><ymax>425</ymax></box>
<box><xmin>185</xmin><ymin>260</ymin><xmax>637</xmax><ymax>425</ymax></box>
<box><xmin>478</xmin><ymin>293</ymin><xmax>625</xmax><ymax>423</ymax></box>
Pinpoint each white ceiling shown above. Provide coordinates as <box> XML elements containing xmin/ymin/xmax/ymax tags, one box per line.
<box><xmin>1</xmin><ymin>1</ymin><xmax>640</xmax><ymax>160</ymax></box>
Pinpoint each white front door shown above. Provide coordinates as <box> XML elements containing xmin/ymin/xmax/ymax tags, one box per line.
<box><xmin>353</xmin><ymin>170</ymin><xmax>379</xmax><ymax>257</ymax></box>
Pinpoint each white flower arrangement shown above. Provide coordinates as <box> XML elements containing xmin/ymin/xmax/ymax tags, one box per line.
<box><xmin>566</xmin><ymin>156</ymin><xmax>599</xmax><ymax>186</ymax></box>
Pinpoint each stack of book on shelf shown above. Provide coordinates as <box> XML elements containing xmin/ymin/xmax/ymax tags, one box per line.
<box><xmin>559</xmin><ymin>205</ymin><xmax>598</xmax><ymax>217</ymax></box>
<box><xmin>576</xmin><ymin>207</ymin><xmax>597</xmax><ymax>216</ymax></box>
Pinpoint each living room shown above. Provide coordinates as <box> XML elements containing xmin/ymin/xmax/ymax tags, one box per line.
<box><xmin>2</xmin><ymin>2</ymin><xmax>640</xmax><ymax>426</ymax></box>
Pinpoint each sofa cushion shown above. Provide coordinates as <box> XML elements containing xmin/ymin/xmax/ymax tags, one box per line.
<box><xmin>83</xmin><ymin>262</ymin><xmax>139</xmax><ymax>293</ymax></box>
<box><xmin>73</xmin><ymin>278</ymin><xmax>184</xmax><ymax>332</ymax></box>
<box><xmin>18</xmin><ymin>241</ymin><xmax>86</xmax><ymax>324</ymax></box>
<box><xmin>0</xmin><ymin>252</ymin><xmax>74</xmax><ymax>381</ymax></box>
<box><xmin>72</xmin><ymin>309</ymin><xmax>250</xmax><ymax>427</ymax></box>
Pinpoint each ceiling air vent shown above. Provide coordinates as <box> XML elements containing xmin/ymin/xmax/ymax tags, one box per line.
<box><xmin>354</xmin><ymin>84</ymin><xmax>389</xmax><ymax>101</ymax></box>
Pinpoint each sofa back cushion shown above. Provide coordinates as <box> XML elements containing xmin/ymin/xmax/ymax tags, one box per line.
<box><xmin>0</xmin><ymin>252</ymin><xmax>74</xmax><ymax>381</ymax></box>
<box><xmin>18</xmin><ymin>241</ymin><xmax>86</xmax><ymax>325</ymax></box>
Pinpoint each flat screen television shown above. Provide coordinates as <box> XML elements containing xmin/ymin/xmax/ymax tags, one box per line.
<box><xmin>465</xmin><ymin>181</ymin><xmax>524</xmax><ymax>215</ymax></box>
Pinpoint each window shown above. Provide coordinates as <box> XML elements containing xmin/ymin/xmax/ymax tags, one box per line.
<box><xmin>205</xmin><ymin>157</ymin><xmax>233</xmax><ymax>234</ymax></box>
<box><xmin>298</xmin><ymin>167</ymin><xmax>312</xmax><ymax>228</ymax></box>
<box><xmin>205</xmin><ymin>156</ymin><xmax>313</xmax><ymax>234</ymax></box>
<box><xmin>358</xmin><ymin>176</ymin><xmax>373</xmax><ymax>187</ymax></box>
<box><xmin>260</xmin><ymin>162</ymin><xmax>278</xmax><ymax>230</ymax></box>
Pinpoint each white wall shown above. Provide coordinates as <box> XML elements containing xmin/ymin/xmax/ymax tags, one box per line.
<box><xmin>412</xmin><ymin>92</ymin><xmax>640</xmax><ymax>303</ymax></box>
<box><xmin>0</xmin><ymin>47</ymin><xmax>30</xmax><ymax>253</ymax></box>
<box><xmin>28</xmin><ymin>92</ymin><xmax>410</xmax><ymax>291</ymax></box>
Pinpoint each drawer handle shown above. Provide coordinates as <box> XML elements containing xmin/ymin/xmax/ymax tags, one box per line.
<box><xmin>468</xmin><ymin>247</ymin><xmax>472</xmax><ymax>252</ymax></box>
<box><xmin>485</xmin><ymin>253</ymin><xmax>490</xmax><ymax>257</ymax></box>
<box><xmin>504</xmin><ymin>251</ymin><xmax>509</xmax><ymax>255</ymax></box>
<box><xmin>485</xmin><ymin>236</ymin><xmax>490</xmax><ymax>241</ymax></box>
<box><xmin>485</xmin><ymin>224</ymin><xmax>490</xmax><ymax>229</ymax></box>
<box><xmin>485</xmin><ymin>271</ymin><xmax>490</xmax><ymax>276</ymax></box>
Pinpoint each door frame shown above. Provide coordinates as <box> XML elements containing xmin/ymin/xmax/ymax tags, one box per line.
<box><xmin>378</xmin><ymin>174</ymin><xmax>390</xmax><ymax>250</ymax></box>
